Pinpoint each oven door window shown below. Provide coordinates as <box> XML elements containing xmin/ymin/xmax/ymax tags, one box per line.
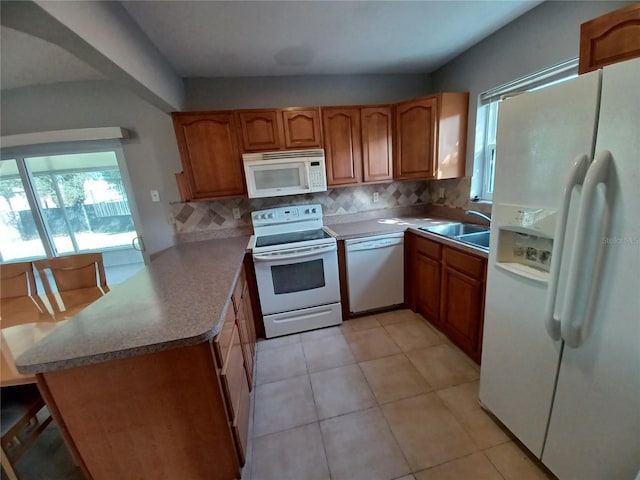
<box><xmin>271</xmin><ymin>259</ymin><xmax>325</xmax><ymax>294</ymax></box>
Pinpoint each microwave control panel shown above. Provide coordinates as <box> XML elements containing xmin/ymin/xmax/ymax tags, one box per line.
<box><xmin>309</xmin><ymin>161</ymin><xmax>326</xmax><ymax>190</ymax></box>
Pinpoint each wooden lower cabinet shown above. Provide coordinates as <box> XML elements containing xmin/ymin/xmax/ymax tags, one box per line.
<box><xmin>37</xmin><ymin>268</ymin><xmax>257</xmax><ymax>480</ymax></box>
<box><xmin>406</xmin><ymin>232</ymin><xmax>486</xmax><ymax>363</ymax></box>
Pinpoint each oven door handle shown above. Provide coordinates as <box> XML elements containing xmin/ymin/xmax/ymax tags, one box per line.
<box><xmin>253</xmin><ymin>244</ymin><xmax>337</xmax><ymax>262</ymax></box>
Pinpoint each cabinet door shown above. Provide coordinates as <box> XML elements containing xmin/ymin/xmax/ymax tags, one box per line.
<box><xmin>361</xmin><ymin>106</ymin><xmax>393</xmax><ymax>182</ymax></box>
<box><xmin>415</xmin><ymin>251</ymin><xmax>441</xmax><ymax>326</ymax></box>
<box><xmin>322</xmin><ymin>108</ymin><xmax>362</xmax><ymax>186</ymax></box>
<box><xmin>394</xmin><ymin>97</ymin><xmax>437</xmax><ymax>179</ymax></box>
<box><xmin>441</xmin><ymin>266</ymin><xmax>483</xmax><ymax>361</ymax></box>
<box><xmin>237</xmin><ymin>110</ymin><xmax>283</xmax><ymax>151</ymax></box>
<box><xmin>282</xmin><ymin>108</ymin><xmax>323</xmax><ymax>149</ymax></box>
<box><xmin>172</xmin><ymin>113</ymin><xmax>245</xmax><ymax>199</ymax></box>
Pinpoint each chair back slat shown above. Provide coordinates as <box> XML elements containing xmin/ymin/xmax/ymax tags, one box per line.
<box><xmin>33</xmin><ymin>253</ymin><xmax>107</xmax><ymax>293</ymax></box>
<box><xmin>0</xmin><ymin>262</ymin><xmax>37</xmax><ymax>299</ymax></box>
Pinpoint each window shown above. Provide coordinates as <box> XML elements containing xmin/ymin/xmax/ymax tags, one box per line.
<box><xmin>475</xmin><ymin>58</ymin><xmax>579</xmax><ymax>201</ymax></box>
<box><xmin>0</xmin><ymin>141</ymin><xmax>145</xmax><ymax>283</ymax></box>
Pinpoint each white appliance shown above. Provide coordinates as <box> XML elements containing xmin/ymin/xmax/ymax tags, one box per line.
<box><xmin>480</xmin><ymin>58</ymin><xmax>640</xmax><ymax>480</ymax></box>
<box><xmin>250</xmin><ymin>204</ymin><xmax>341</xmax><ymax>338</ymax></box>
<box><xmin>243</xmin><ymin>149</ymin><xmax>327</xmax><ymax>198</ymax></box>
<box><xmin>345</xmin><ymin>233</ymin><xmax>404</xmax><ymax>314</ymax></box>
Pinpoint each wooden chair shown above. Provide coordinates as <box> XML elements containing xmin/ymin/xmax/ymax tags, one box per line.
<box><xmin>33</xmin><ymin>253</ymin><xmax>108</xmax><ymax>293</ymax></box>
<box><xmin>33</xmin><ymin>254</ymin><xmax>108</xmax><ymax>320</ymax></box>
<box><xmin>1</xmin><ymin>384</ymin><xmax>53</xmax><ymax>480</ymax></box>
<box><xmin>0</xmin><ymin>262</ymin><xmax>38</xmax><ymax>300</ymax></box>
<box><xmin>1</xmin><ymin>262</ymin><xmax>52</xmax><ymax>327</ymax></box>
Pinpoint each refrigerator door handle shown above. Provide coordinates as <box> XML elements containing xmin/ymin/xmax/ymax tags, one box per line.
<box><xmin>560</xmin><ymin>151</ymin><xmax>612</xmax><ymax>348</ymax></box>
<box><xmin>543</xmin><ymin>154</ymin><xmax>590</xmax><ymax>340</ymax></box>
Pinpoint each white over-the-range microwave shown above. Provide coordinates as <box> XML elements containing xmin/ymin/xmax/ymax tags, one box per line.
<box><xmin>242</xmin><ymin>149</ymin><xmax>327</xmax><ymax>198</ymax></box>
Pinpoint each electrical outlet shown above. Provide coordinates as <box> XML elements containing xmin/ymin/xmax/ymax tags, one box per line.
<box><xmin>373</xmin><ymin>192</ymin><xmax>379</xmax><ymax>203</ymax></box>
<box><xmin>150</xmin><ymin>189</ymin><xmax>160</xmax><ymax>202</ymax></box>
<box><xmin>232</xmin><ymin>207</ymin><xmax>241</xmax><ymax>219</ymax></box>
<box><xmin>438</xmin><ymin>187</ymin><xmax>445</xmax><ymax>198</ymax></box>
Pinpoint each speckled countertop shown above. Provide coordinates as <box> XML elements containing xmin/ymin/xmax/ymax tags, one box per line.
<box><xmin>324</xmin><ymin>215</ymin><xmax>452</xmax><ymax>240</ymax></box>
<box><xmin>16</xmin><ymin>236</ymin><xmax>250</xmax><ymax>375</ymax></box>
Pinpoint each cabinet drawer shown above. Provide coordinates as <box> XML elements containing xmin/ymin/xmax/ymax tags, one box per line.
<box><xmin>443</xmin><ymin>247</ymin><xmax>485</xmax><ymax>278</ymax></box>
<box><xmin>220</xmin><ymin>326</ymin><xmax>246</xmax><ymax>420</ymax></box>
<box><xmin>416</xmin><ymin>236</ymin><xmax>442</xmax><ymax>260</ymax></box>
<box><xmin>213</xmin><ymin>305</ymin><xmax>236</xmax><ymax>367</ymax></box>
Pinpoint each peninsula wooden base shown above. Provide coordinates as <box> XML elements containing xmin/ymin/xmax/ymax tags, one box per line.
<box><xmin>38</xmin><ymin>342</ymin><xmax>242</xmax><ymax>480</ymax></box>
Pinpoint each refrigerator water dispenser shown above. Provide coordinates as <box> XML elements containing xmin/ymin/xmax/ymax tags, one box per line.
<box><xmin>492</xmin><ymin>204</ymin><xmax>557</xmax><ymax>283</ymax></box>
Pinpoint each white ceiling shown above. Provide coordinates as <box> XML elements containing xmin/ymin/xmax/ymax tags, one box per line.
<box><xmin>0</xmin><ymin>0</ymin><xmax>541</xmax><ymax>91</ymax></box>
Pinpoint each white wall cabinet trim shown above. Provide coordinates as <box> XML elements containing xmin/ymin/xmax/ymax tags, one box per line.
<box><xmin>1</xmin><ymin>127</ymin><xmax>128</xmax><ymax>148</ymax></box>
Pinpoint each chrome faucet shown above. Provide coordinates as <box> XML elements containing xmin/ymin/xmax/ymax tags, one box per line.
<box><xmin>465</xmin><ymin>210</ymin><xmax>491</xmax><ymax>224</ymax></box>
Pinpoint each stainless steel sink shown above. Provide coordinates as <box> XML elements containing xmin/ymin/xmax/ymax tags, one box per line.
<box><xmin>419</xmin><ymin>223</ymin><xmax>490</xmax><ymax>251</ymax></box>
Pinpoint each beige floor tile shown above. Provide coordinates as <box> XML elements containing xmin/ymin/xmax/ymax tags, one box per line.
<box><xmin>406</xmin><ymin>344</ymin><xmax>479</xmax><ymax>390</ymax></box>
<box><xmin>320</xmin><ymin>407</ymin><xmax>411</xmax><ymax>480</ymax></box>
<box><xmin>310</xmin><ymin>364</ymin><xmax>376</xmax><ymax>419</ymax></box>
<box><xmin>251</xmin><ymin>423</ymin><xmax>330</xmax><ymax>480</ymax></box>
<box><xmin>302</xmin><ymin>334</ymin><xmax>356</xmax><ymax>373</ymax></box>
<box><xmin>256</xmin><ymin>333</ymin><xmax>301</xmax><ymax>352</ymax></box>
<box><xmin>253</xmin><ymin>375</ymin><xmax>317</xmax><ymax>437</ymax></box>
<box><xmin>436</xmin><ymin>381</ymin><xmax>510</xmax><ymax>449</ymax></box>
<box><xmin>344</xmin><ymin>327</ymin><xmax>401</xmax><ymax>362</ymax></box>
<box><xmin>383</xmin><ymin>320</ymin><xmax>443</xmax><ymax>352</ymax></box>
<box><xmin>394</xmin><ymin>476</ymin><xmax>416</xmax><ymax>480</ymax></box>
<box><xmin>484</xmin><ymin>442</ymin><xmax>550</xmax><ymax>480</ymax></box>
<box><xmin>359</xmin><ymin>353</ymin><xmax>432</xmax><ymax>404</ymax></box>
<box><xmin>300</xmin><ymin>325</ymin><xmax>342</xmax><ymax>343</ymax></box>
<box><xmin>375</xmin><ymin>309</ymin><xmax>420</xmax><ymax>326</ymax></box>
<box><xmin>382</xmin><ymin>393</ymin><xmax>477</xmax><ymax>471</ymax></box>
<box><xmin>340</xmin><ymin>315</ymin><xmax>381</xmax><ymax>332</ymax></box>
<box><xmin>255</xmin><ymin>342</ymin><xmax>308</xmax><ymax>385</ymax></box>
<box><xmin>414</xmin><ymin>452</ymin><xmax>503</xmax><ymax>480</ymax></box>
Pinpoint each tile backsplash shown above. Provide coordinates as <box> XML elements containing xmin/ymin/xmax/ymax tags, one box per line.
<box><xmin>171</xmin><ymin>177</ymin><xmax>478</xmax><ymax>241</ymax></box>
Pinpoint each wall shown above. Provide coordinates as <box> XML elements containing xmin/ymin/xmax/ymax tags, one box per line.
<box><xmin>0</xmin><ymin>80</ymin><xmax>181</xmax><ymax>257</ymax></box>
<box><xmin>185</xmin><ymin>73</ymin><xmax>431</xmax><ymax>110</ymax></box>
<box><xmin>430</xmin><ymin>0</ymin><xmax>633</xmax><ymax>198</ymax></box>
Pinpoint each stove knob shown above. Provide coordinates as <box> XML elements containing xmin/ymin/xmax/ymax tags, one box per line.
<box><xmin>260</xmin><ymin>214</ymin><xmax>267</xmax><ymax>219</ymax></box>
<box><xmin>268</xmin><ymin>213</ymin><xmax>274</xmax><ymax>219</ymax></box>
<box><xmin>304</xmin><ymin>209</ymin><xmax>310</xmax><ymax>214</ymax></box>
<box><xmin>311</xmin><ymin>208</ymin><xmax>317</xmax><ymax>214</ymax></box>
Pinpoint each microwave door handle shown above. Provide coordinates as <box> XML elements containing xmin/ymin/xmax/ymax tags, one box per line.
<box><xmin>253</xmin><ymin>244</ymin><xmax>337</xmax><ymax>262</ymax></box>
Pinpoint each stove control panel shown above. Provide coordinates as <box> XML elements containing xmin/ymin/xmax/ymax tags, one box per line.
<box><xmin>251</xmin><ymin>204</ymin><xmax>324</xmax><ymax>232</ymax></box>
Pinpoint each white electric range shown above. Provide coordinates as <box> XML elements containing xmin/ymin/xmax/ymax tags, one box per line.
<box><xmin>249</xmin><ymin>204</ymin><xmax>342</xmax><ymax>338</ymax></box>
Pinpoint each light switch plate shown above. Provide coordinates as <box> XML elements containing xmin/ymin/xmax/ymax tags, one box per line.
<box><xmin>438</xmin><ymin>187</ymin><xmax>445</xmax><ymax>198</ymax></box>
<box><xmin>372</xmin><ymin>192</ymin><xmax>379</xmax><ymax>203</ymax></box>
<box><xmin>232</xmin><ymin>207</ymin><xmax>241</xmax><ymax>219</ymax></box>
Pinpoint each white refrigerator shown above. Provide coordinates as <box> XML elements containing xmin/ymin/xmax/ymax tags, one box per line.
<box><xmin>479</xmin><ymin>57</ymin><xmax>640</xmax><ymax>480</ymax></box>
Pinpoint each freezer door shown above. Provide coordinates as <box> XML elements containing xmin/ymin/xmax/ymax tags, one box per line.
<box><xmin>480</xmin><ymin>70</ymin><xmax>601</xmax><ymax>457</ymax></box>
<box><xmin>541</xmin><ymin>58</ymin><xmax>640</xmax><ymax>480</ymax></box>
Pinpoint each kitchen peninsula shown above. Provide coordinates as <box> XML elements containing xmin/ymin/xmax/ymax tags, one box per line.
<box><xmin>15</xmin><ymin>237</ymin><xmax>254</xmax><ymax>480</ymax></box>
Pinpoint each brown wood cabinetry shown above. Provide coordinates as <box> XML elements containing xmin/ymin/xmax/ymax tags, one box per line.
<box><xmin>361</xmin><ymin>106</ymin><xmax>394</xmax><ymax>183</ymax></box>
<box><xmin>322</xmin><ymin>105</ymin><xmax>393</xmax><ymax>187</ymax></box>
<box><xmin>322</xmin><ymin>107</ymin><xmax>362</xmax><ymax>186</ymax></box>
<box><xmin>406</xmin><ymin>231</ymin><xmax>486</xmax><ymax>363</ymax></box>
<box><xmin>172</xmin><ymin>112</ymin><xmax>245</xmax><ymax>201</ymax></box>
<box><xmin>394</xmin><ymin>93</ymin><xmax>468</xmax><ymax>180</ymax></box>
<box><xmin>579</xmin><ymin>4</ymin><xmax>640</xmax><ymax>74</ymax></box>
<box><xmin>238</xmin><ymin>108</ymin><xmax>322</xmax><ymax>152</ymax></box>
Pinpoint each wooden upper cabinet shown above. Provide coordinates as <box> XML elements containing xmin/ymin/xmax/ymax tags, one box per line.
<box><xmin>579</xmin><ymin>4</ymin><xmax>640</xmax><ymax>74</ymax></box>
<box><xmin>394</xmin><ymin>93</ymin><xmax>468</xmax><ymax>181</ymax></box>
<box><xmin>361</xmin><ymin>106</ymin><xmax>393</xmax><ymax>183</ymax></box>
<box><xmin>322</xmin><ymin>107</ymin><xmax>362</xmax><ymax>186</ymax></box>
<box><xmin>237</xmin><ymin>110</ymin><xmax>283</xmax><ymax>151</ymax></box>
<box><xmin>282</xmin><ymin>108</ymin><xmax>323</xmax><ymax>149</ymax></box>
<box><xmin>172</xmin><ymin>112</ymin><xmax>245</xmax><ymax>201</ymax></box>
<box><xmin>394</xmin><ymin>96</ymin><xmax>437</xmax><ymax>179</ymax></box>
<box><xmin>237</xmin><ymin>108</ymin><xmax>322</xmax><ymax>152</ymax></box>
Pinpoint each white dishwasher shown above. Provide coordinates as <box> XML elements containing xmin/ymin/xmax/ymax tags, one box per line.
<box><xmin>345</xmin><ymin>232</ymin><xmax>404</xmax><ymax>315</ymax></box>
